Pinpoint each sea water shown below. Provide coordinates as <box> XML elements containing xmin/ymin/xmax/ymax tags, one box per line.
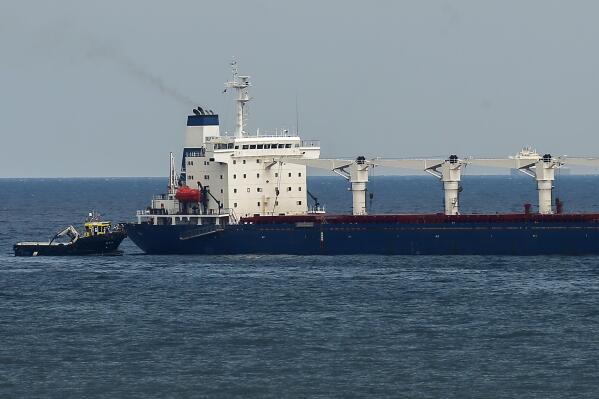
<box><xmin>1</xmin><ymin>176</ymin><xmax>599</xmax><ymax>398</ymax></box>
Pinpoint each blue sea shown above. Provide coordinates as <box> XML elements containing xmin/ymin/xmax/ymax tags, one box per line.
<box><xmin>2</xmin><ymin>176</ymin><xmax>599</xmax><ymax>398</ymax></box>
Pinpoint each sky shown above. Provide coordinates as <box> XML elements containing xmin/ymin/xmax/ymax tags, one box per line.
<box><xmin>1</xmin><ymin>0</ymin><xmax>599</xmax><ymax>177</ymax></box>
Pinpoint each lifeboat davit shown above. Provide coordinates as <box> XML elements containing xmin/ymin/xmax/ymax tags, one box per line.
<box><xmin>175</xmin><ymin>185</ymin><xmax>201</xmax><ymax>203</ymax></box>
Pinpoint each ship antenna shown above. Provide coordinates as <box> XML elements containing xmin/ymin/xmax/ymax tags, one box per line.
<box><xmin>225</xmin><ymin>60</ymin><xmax>251</xmax><ymax>138</ymax></box>
<box><xmin>295</xmin><ymin>92</ymin><xmax>300</xmax><ymax>135</ymax></box>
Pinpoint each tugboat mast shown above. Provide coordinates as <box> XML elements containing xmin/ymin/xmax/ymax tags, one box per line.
<box><xmin>225</xmin><ymin>61</ymin><xmax>251</xmax><ymax>137</ymax></box>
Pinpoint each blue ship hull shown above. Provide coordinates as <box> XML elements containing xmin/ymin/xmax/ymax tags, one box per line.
<box><xmin>124</xmin><ymin>214</ymin><xmax>599</xmax><ymax>255</ymax></box>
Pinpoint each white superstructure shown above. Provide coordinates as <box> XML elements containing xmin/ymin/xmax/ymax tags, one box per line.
<box><xmin>139</xmin><ymin>63</ymin><xmax>320</xmax><ymax>226</ymax></box>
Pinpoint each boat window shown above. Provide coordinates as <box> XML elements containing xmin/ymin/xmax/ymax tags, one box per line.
<box><xmin>234</xmin><ymin>188</ymin><xmax>237</xmax><ymax>193</ymax></box>
<box><xmin>228</xmin><ymin>143</ymin><xmax>234</xmax><ymax>149</ymax></box>
<box><xmin>243</xmin><ymin>160</ymin><xmax>246</xmax><ymax>164</ymax></box>
<box><xmin>287</xmin><ymin>187</ymin><xmax>292</xmax><ymax>191</ymax></box>
<box><xmin>264</xmin><ymin>144</ymin><xmax>270</xmax><ymax>149</ymax></box>
<box><xmin>298</xmin><ymin>187</ymin><xmax>302</xmax><ymax>191</ymax></box>
<box><xmin>257</xmin><ymin>144</ymin><xmax>263</xmax><ymax>149</ymax></box>
<box><xmin>278</xmin><ymin>144</ymin><xmax>285</xmax><ymax>148</ymax></box>
<box><xmin>233</xmin><ymin>174</ymin><xmax>237</xmax><ymax>179</ymax></box>
<box><xmin>242</xmin><ymin>145</ymin><xmax>249</xmax><ymax>149</ymax></box>
<box><xmin>220</xmin><ymin>175</ymin><xmax>223</xmax><ymax>179</ymax></box>
<box><xmin>247</xmin><ymin>188</ymin><xmax>251</xmax><ymax>192</ymax></box>
<box><xmin>204</xmin><ymin>175</ymin><xmax>209</xmax><ymax>180</ymax></box>
<box><xmin>288</xmin><ymin>173</ymin><xmax>292</xmax><ymax>177</ymax></box>
<box><xmin>275</xmin><ymin>173</ymin><xmax>278</xmax><ymax>177</ymax></box>
<box><xmin>256</xmin><ymin>159</ymin><xmax>261</xmax><ymax>163</ymax></box>
<box><xmin>233</xmin><ymin>160</ymin><xmax>237</xmax><ymax>164</ymax></box>
<box><xmin>257</xmin><ymin>202</ymin><xmax>260</xmax><ymax>206</ymax></box>
<box><xmin>298</xmin><ymin>172</ymin><xmax>302</xmax><ymax>177</ymax></box>
<box><xmin>243</xmin><ymin>174</ymin><xmax>247</xmax><ymax>178</ymax></box>
<box><xmin>285</xmin><ymin>144</ymin><xmax>291</xmax><ymax>148</ymax></box>
<box><xmin>250</xmin><ymin>145</ymin><xmax>256</xmax><ymax>149</ymax></box>
<box><xmin>257</xmin><ymin>188</ymin><xmax>263</xmax><ymax>192</ymax></box>
<box><xmin>297</xmin><ymin>201</ymin><xmax>302</xmax><ymax>205</ymax></box>
<box><xmin>257</xmin><ymin>173</ymin><xmax>260</xmax><ymax>178</ymax></box>
<box><xmin>235</xmin><ymin>145</ymin><xmax>239</xmax><ymax>149</ymax></box>
<box><xmin>234</xmin><ymin>203</ymin><xmax>238</xmax><ymax>207</ymax></box>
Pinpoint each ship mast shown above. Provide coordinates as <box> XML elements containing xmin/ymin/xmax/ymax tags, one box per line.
<box><xmin>168</xmin><ymin>152</ymin><xmax>177</xmax><ymax>195</ymax></box>
<box><xmin>225</xmin><ymin>61</ymin><xmax>251</xmax><ymax>137</ymax></box>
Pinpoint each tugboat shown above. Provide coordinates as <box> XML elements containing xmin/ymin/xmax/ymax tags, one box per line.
<box><xmin>13</xmin><ymin>213</ymin><xmax>126</xmax><ymax>256</ymax></box>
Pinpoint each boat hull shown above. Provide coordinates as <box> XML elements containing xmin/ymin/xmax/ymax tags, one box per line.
<box><xmin>13</xmin><ymin>232</ymin><xmax>127</xmax><ymax>256</ymax></box>
<box><xmin>124</xmin><ymin>214</ymin><xmax>599</xmax><ymax>255</ymax></box>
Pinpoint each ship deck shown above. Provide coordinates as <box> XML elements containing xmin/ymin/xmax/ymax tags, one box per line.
<box><xmin>241</xmin><ymin>213</ymin><xmax>599</xmax><ymax>225</ymax></box>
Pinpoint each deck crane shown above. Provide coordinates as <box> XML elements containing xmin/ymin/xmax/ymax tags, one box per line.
<box><xmin>372</xmin><ymin>155</ymin><xmax>468</xmax><ymax>215</ymax></box>
<box><xmin>467</xmin><ymin>148</ymin><xmax>562</xmax><ymax>215</ymax></box>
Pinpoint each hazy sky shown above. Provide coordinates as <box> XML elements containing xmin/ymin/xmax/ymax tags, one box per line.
<box><xmin>2</xmin><ymin>0</ymin><xmax>599</xmax><ymax>177</ymax></box>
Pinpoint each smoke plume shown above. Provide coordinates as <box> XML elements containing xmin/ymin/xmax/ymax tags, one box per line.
<box><xmin>83</xmin><ymin>35</ymin><xmax>195</xmax><ymax>108</ymax></box>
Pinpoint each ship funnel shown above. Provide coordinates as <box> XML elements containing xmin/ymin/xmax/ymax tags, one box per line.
<box><xmin>184</xmin><ymin>108</ymin><xmax>220</xmax><ymax>148</ymax></box>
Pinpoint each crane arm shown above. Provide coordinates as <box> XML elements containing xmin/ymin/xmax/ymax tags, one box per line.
<box><xmin>559</xmin><ymin>157</ymin><xmax>599</xmax><ymax>168</ymax></box>
<box><xmin>467</xmin><ymin>158</ymin><xmax>537</xmax><ymax>169</ymax></box>
<box><xmin>275</xmin><ymin>158</ymin><xmax>355</xmax><ymax>171</ymax></box>
<box><xmin>371</xmin><ymin>158</ymin><xmax>445</xmax><ymax>170</ymax></box>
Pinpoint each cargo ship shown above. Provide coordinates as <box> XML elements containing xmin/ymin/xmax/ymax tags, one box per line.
<box><xmin>124</xmin><ymin>64</ymin><xmax>599</xmax><ymax>255</ymax></box>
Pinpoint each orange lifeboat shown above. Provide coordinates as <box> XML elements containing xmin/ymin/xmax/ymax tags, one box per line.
<box><xmin>175</xmin><ymin>185</ymin><xmax>201</xmax><ymax>203</ymax></box>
